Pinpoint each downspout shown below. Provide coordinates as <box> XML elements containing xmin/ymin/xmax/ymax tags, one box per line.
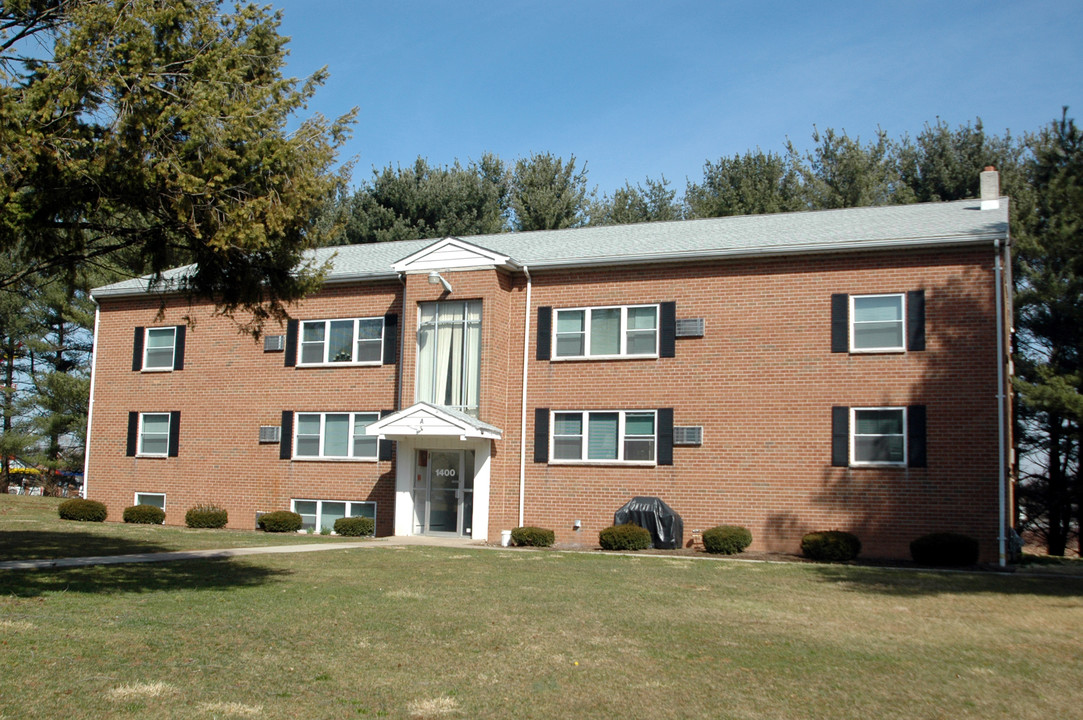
<box><xmin>995</xmin><ymin>240</ymin><xmax>1007</xmax><ymax>567</ymax></box>
<box><xmin>398</xmin><ymin>272</ymin><xmax>407</xmax><ymax>411</ymax></box>
<box><xmin>519</xmin><ymin>265</ymin><xmax>531</xmax><ymax>527</ymax></box>
<box><xmin>82</xmin><ymin>301</ymin><xmax>101</xmax><ymax>499</ymax></box>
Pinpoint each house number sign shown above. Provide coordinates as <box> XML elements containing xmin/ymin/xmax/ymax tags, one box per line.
<box><xmin>435</xmin><ymin>468</ymin><xmax>456</xmax><ymax>477</ymax></box>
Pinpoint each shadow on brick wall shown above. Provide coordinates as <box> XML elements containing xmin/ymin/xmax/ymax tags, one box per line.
<box><xmin>764</xmin><ymin>266</ymin><xmax>1006</xmax><ymax>562</ymax></box>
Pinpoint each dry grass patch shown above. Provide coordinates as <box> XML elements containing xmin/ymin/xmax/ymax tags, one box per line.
<box><xmin>196</xmin><ymin>701</ymin><xmax>262</xmax><ymax>717</ymax></box>
<box><xmin>407</xmin><ymin>696</ymin><xmax>461</xmax><ymax>718</ymax></box>
<box><xmin>106</xmin><ymin>681</ymin><xmax>175</xmax><ymax>701</ymax></box>
<box><xmin>0</xmin><ymin>620</ymin><xmax>34</xmax><ymax>631</ymax></box>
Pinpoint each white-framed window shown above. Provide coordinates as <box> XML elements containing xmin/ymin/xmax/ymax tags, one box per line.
<box><xmin>851</xmin><ymin>407</ymin><xmax>906</xmax><ymax>466</ymax></box>
<box><xmin>138</xmin><ymin>413</ymin><xmax>171</xmax><ymax>457</ymax></box>
<box><xmin>850</xmin><ymin>294</ymin><xmax>905</xmax><ymax>352</ymax></box>
<box><xmin>135</xmin><ymin>492</ymin><xmax>165</xmax><ymax>509</ymax></box>
<box><xmin>293</xmin><ymin>412</ymin><xmax>379</xmax><ymax>460</ymax></box>
<box><xmin>299</xmin><ymin>317</ymin><xmax>384</xmax><ymax>365</ymax></box>
<box><xmin>416</xmin><ymin>301</ymin><xmax>482</xmax><ymax>415</ymax></box>
<box><xmin>551</xmin><ymin>410</ymin><xmax>657</xmax><ymax>464</ymax></box>
<box><xmin>143</xmin><ymin>327</ymin><xmax>177</xmax><ymax>370</ymax></box>
<box><xmin>291</xmin><ymin>499</ymin><xmax>376</xmax><ymax>533</ymax></box>
<box><xmin>554</xmin><ymin>305</ymin><xmax>658</xmax><ymax>358</ymax></box>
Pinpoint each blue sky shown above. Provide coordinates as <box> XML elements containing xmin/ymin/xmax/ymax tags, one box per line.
<box><xmin>273</xmin><ymin>0</ymin><xmax>1083</xmax><ymax>196</ymax></box>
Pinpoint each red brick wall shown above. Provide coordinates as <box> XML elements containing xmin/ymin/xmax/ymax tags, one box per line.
<box><xmin>87</xmin><ymin>244</ymin><xmax>1002</xmax><ymax>559</ymax></box>
<box><xmin>87</xmin><ymin>283</ymin><xmax>402</xmax><ymax>534</ymax></box>
<box><xmin>520</xmin><ymin>247</ymin><xmax>1001</xmax><ymax>560</ymax></box>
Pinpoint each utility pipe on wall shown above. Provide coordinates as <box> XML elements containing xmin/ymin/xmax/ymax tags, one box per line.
<box><xmin>81</xmin><ymin>302</ymin><xmax>101</xmax><ymax>499</ymax></box>
<box><xmin>995</xmin><ymin>240</ymin><xmax>1008</xmax><ymax>567</ymax></box>
<box><xmin>518</xmin><ymin>265</ymin><xmax>531</xmax><ymax>528</ymax></box>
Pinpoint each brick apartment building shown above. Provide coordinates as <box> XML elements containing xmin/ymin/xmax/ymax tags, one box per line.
<box><xmin>84</xmin><ymin>170</ymin><xmax>1013</xmax><ymax>562</ymax></box>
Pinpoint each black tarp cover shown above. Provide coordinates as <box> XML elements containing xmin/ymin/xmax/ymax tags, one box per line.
<box><xmin>613</xmin><ymin>496</ymin><xmax>684</xmax><ymax>549</ymax></box>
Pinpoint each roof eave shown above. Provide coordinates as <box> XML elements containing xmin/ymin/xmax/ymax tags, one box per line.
<box><xmin>522</xmin><ymin>233</ymin><xmax>1008</xmax><ymax>271</ymax></box>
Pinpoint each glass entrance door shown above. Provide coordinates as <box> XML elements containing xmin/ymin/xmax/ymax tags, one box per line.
<box><xmin>413</xmin><ymin>450</ymin><xmax>474</xmax><ymax>536</ymax></box>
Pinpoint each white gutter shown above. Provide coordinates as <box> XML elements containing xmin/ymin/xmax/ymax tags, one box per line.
<box><xmin>82</xmin><ymin>302</ymin><xmax>101</xmax><ymax>499</ymax></box>
<box><xmin>995</xmin><ymin>240</ymin><xmax>1007</xmax><ymax>567</ymax></box>
<box><xmin>398</xmin><ymin>272</ymin><xmax>407</xmax><ymax>411</ymax></box>
<box><xmin>518</xmin><ymin>265</ymin><xmax>531</xmax><ymax>527</ymax></box>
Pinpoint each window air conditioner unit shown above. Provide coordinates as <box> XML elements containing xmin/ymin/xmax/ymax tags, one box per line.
<box><xmin>675</xmin><ymin>318</ymin><xmax>705</xmax><ymax>337</ymax></box>
<box><xmin>673</xmin><ymin>426</ymin><xmax>704</xmax><ymax>445</ymax></box>
<box><xmin>259</xmin><ymin>425</ymin><xmax>281</xmax><ymax>443</ymax></box>
<box><xmin>263</xmin><ymin>335</ymin><xmax>285</xmax><ymax>352</ymax></box>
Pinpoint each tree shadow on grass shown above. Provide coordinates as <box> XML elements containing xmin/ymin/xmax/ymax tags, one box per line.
<box><xmin>0</xmin><ymin>557</ymin><xmax>290</xmax><ymax>598</ymax></box>
<box><xmin>0</xmin><ymin>530</ymin><xmax>179</xmax><ymax>562</ymax></box>
<box><xmin>809</xmin><ymin>564</ymin><xmax>1083</xmax><ymax>599</ymax></box>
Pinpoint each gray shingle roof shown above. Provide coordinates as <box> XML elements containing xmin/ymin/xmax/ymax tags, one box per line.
<box><xmin>92</xmin><ymin>198</ymin><xmax>1009</xmax><ymax>298</ymax></box>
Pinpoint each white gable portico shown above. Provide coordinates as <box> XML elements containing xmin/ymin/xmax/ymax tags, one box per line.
<box><xmin>367</xmin><ymin>403</ymin><xmax>502</xmax><ymax>539</ymax></box>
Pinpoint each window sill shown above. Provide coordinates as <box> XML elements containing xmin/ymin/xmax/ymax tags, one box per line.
<box><xmin>291</xmin><ymin>457</ymin><xmax>379</xmax><ymax>463</ymax></box>
<box><xmin>140</xmin><ymin>367</ymin><xmax>174</xmax><ymax>373</ymax></box>
<box><xmin>135</xmin><ymin>454</ymin><xmax>169</xmax><ymax>459</ymax></box>
<box><xmin>548</xmin><ymin>460</ymin><xmax>656</xmax><ymax>467</ymax></box>
<box><xmin>550</xmin><ymin>354</ymin><xmax>659</xmax><ymax>362</ymax></box>
<box><xmin>295</xmin><ymin>361</ymin><xmax>383</xmax><ymax>369</ymax></box>
<box><xmin>849</xmin><ymin>462</ymin><xmax>907</xmax><ymax>468</ymax></box>
<box><xmin>847</xmin><ymin>348</ymin><xmax>906</xmax><ymax>355</ymax></box>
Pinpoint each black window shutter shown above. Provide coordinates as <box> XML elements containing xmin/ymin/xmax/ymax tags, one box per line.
<box><xmin>284</xmin><ymin>319</ymin><xmax>298</xmax><ymax>367</ymax></box>
<box><xmin>378</xmin><ymin>409</ymin><xmax>394</xmax><ymax>461</ymax></box>
<box><xmin>168</xmin><ymin>411</ymin><xmax>181</xmax><ymax>457</ymax></box>
<box><xmin>831</xmin><ymin>295</ymin><xmax>849</xmax><ymax>353</ymax></box>
<box><xmin>831</xmin><ymin>406</ymin><xmax>849</xmax><ymax>466</ymax></box>
<box><xmin>533</xmin><ymin>408</ymin><xmax>550</xmax><ymax>463</ymax></box>
<box><xmin>126</xmin><ymin>411</ymin><xmax>139</xmax><ymax>456</ymax></box>
<box><xmin>908</xmin><ymin>405</ymin><xmax>927</xmax><ymax>468</ymax></box>
<box><xmin>173</xmin><ymin>325</ymin><xmax>186</xmax><ymax>370</ymax></box>
<box><xmin>907</xmin><ymin>290</ymin><xmax>925</xmax><ymax>351</ymax></box>
<box><xmin>659</xmin><ymin>302</ymin><xmax>677</xmax><ymax>358</ymax></box>
<box><xmin>280</xmin><ymin>411</ymin><xmax>293</xmax><ymax>460</ymax></box>
<box><xmin>382</xmin><ymin>314</ymin><xmax>399</xmax><ymax>365</ymax></box>
<box><xmin>657</xmin><ymin>408</ymin><xmax>674</xmax><ymax>465</ymax></box>
<box><xmin>132</xmin><ymin>327</ymin><xmax>144</xmax><ymax>371</ymax></box>
<box><xmin>536</xmin><ymin>307</ymin><xmax>552</xmax><ymax>360</ymax></box>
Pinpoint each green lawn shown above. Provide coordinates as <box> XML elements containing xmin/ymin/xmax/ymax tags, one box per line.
<box><xmin>0</xmin><ymin>495</ymin><xmax>361</xmax><ymax>561</ymax></box>
<box><xmin>2</xmin><ymin>496</ymin><xmax>1082</xmax><ymax>719</ymax></box>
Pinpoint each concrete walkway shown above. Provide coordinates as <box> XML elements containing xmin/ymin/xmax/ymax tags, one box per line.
<box><xmin>0</xmin><ymin>534</ymin><xmax>487</xmax><ymax>571</ymax></box>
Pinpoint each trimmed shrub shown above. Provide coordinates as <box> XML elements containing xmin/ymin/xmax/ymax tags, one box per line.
<box><xmin>910</xmin><ymin>532</ymin><xmax>980</xmax><ymax>566</ymax></box>
<box><xmin>511</xmin><ymin>526</ymin><xmax>555</xmax><ymax>547</ymax></box>
<box><xmin>123</xmin><ymin>504</ymin><xmax>165</xmax><ymax>524</ymax></box>
<box><xmin>599</xmin><ymin>523</ymin><xmax>652</xmax><ymax>551</ymax></box>
<box><xmin>57</xmin><ymin>498</ymin><xmax>107</xmax><ymax>522</ymax></box>
<box><xmin>334</xmin><ymin>516</ymin><xmax>375</xmax><ymax>537</ymax></box>
<box><xmin>186</xmin><ymin>504</ymin><xmax>228</xmax><ymax>529</ymax></box>
<box><xmin>702</xmin><ymin>525</ymin><xmax>752</xmax><ymax>555</ymax></box>
<box><xmin>801</xmin><ymin>531</ymin><xmax>862</xmax><ymax>562</ymax></box>
<box><xmin>258</xmin><ymin>510</ymin><xmax>303</xmax><ymax>533</ymax></box>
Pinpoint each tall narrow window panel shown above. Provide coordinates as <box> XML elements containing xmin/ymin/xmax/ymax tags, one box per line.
<box><xmin>416</xmin><ymin>301</ymin><xmax>482</xmax><ymax>416</ymax></box>
<box><xmin>299</xmin><ymin>318</ymin><xmax>384</xmax><ymax>365</ymax></box>
<box><xmin>550</xmin><ymin>410</ymin><xmax>657</xmax><ymax>464</ymax></box>
<box><xmin>554</xmin><ymin>305</ymin><xmax>658</xmax><ymax>358</ymax></box>
<box><xmin>293</xmin><ymin>412</ymin><xmax>380</xmax><ymax>460</ymax></box>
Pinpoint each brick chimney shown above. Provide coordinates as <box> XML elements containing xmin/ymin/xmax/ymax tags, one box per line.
<box><xmin>980</xmin><ymin>166</ymin><xmax>1000</xmax><ymax>210</ymax></box>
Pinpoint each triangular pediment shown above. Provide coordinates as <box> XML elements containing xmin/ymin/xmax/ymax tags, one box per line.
<box><xmin>392</xmin><ymin>237</ymin><xmax>519</xmax><ymax>273</ymax></box>
<box><xmin>366</xmin><ymin>402</ymin><xmax>502</xmax><ymax>440</ymax></box>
